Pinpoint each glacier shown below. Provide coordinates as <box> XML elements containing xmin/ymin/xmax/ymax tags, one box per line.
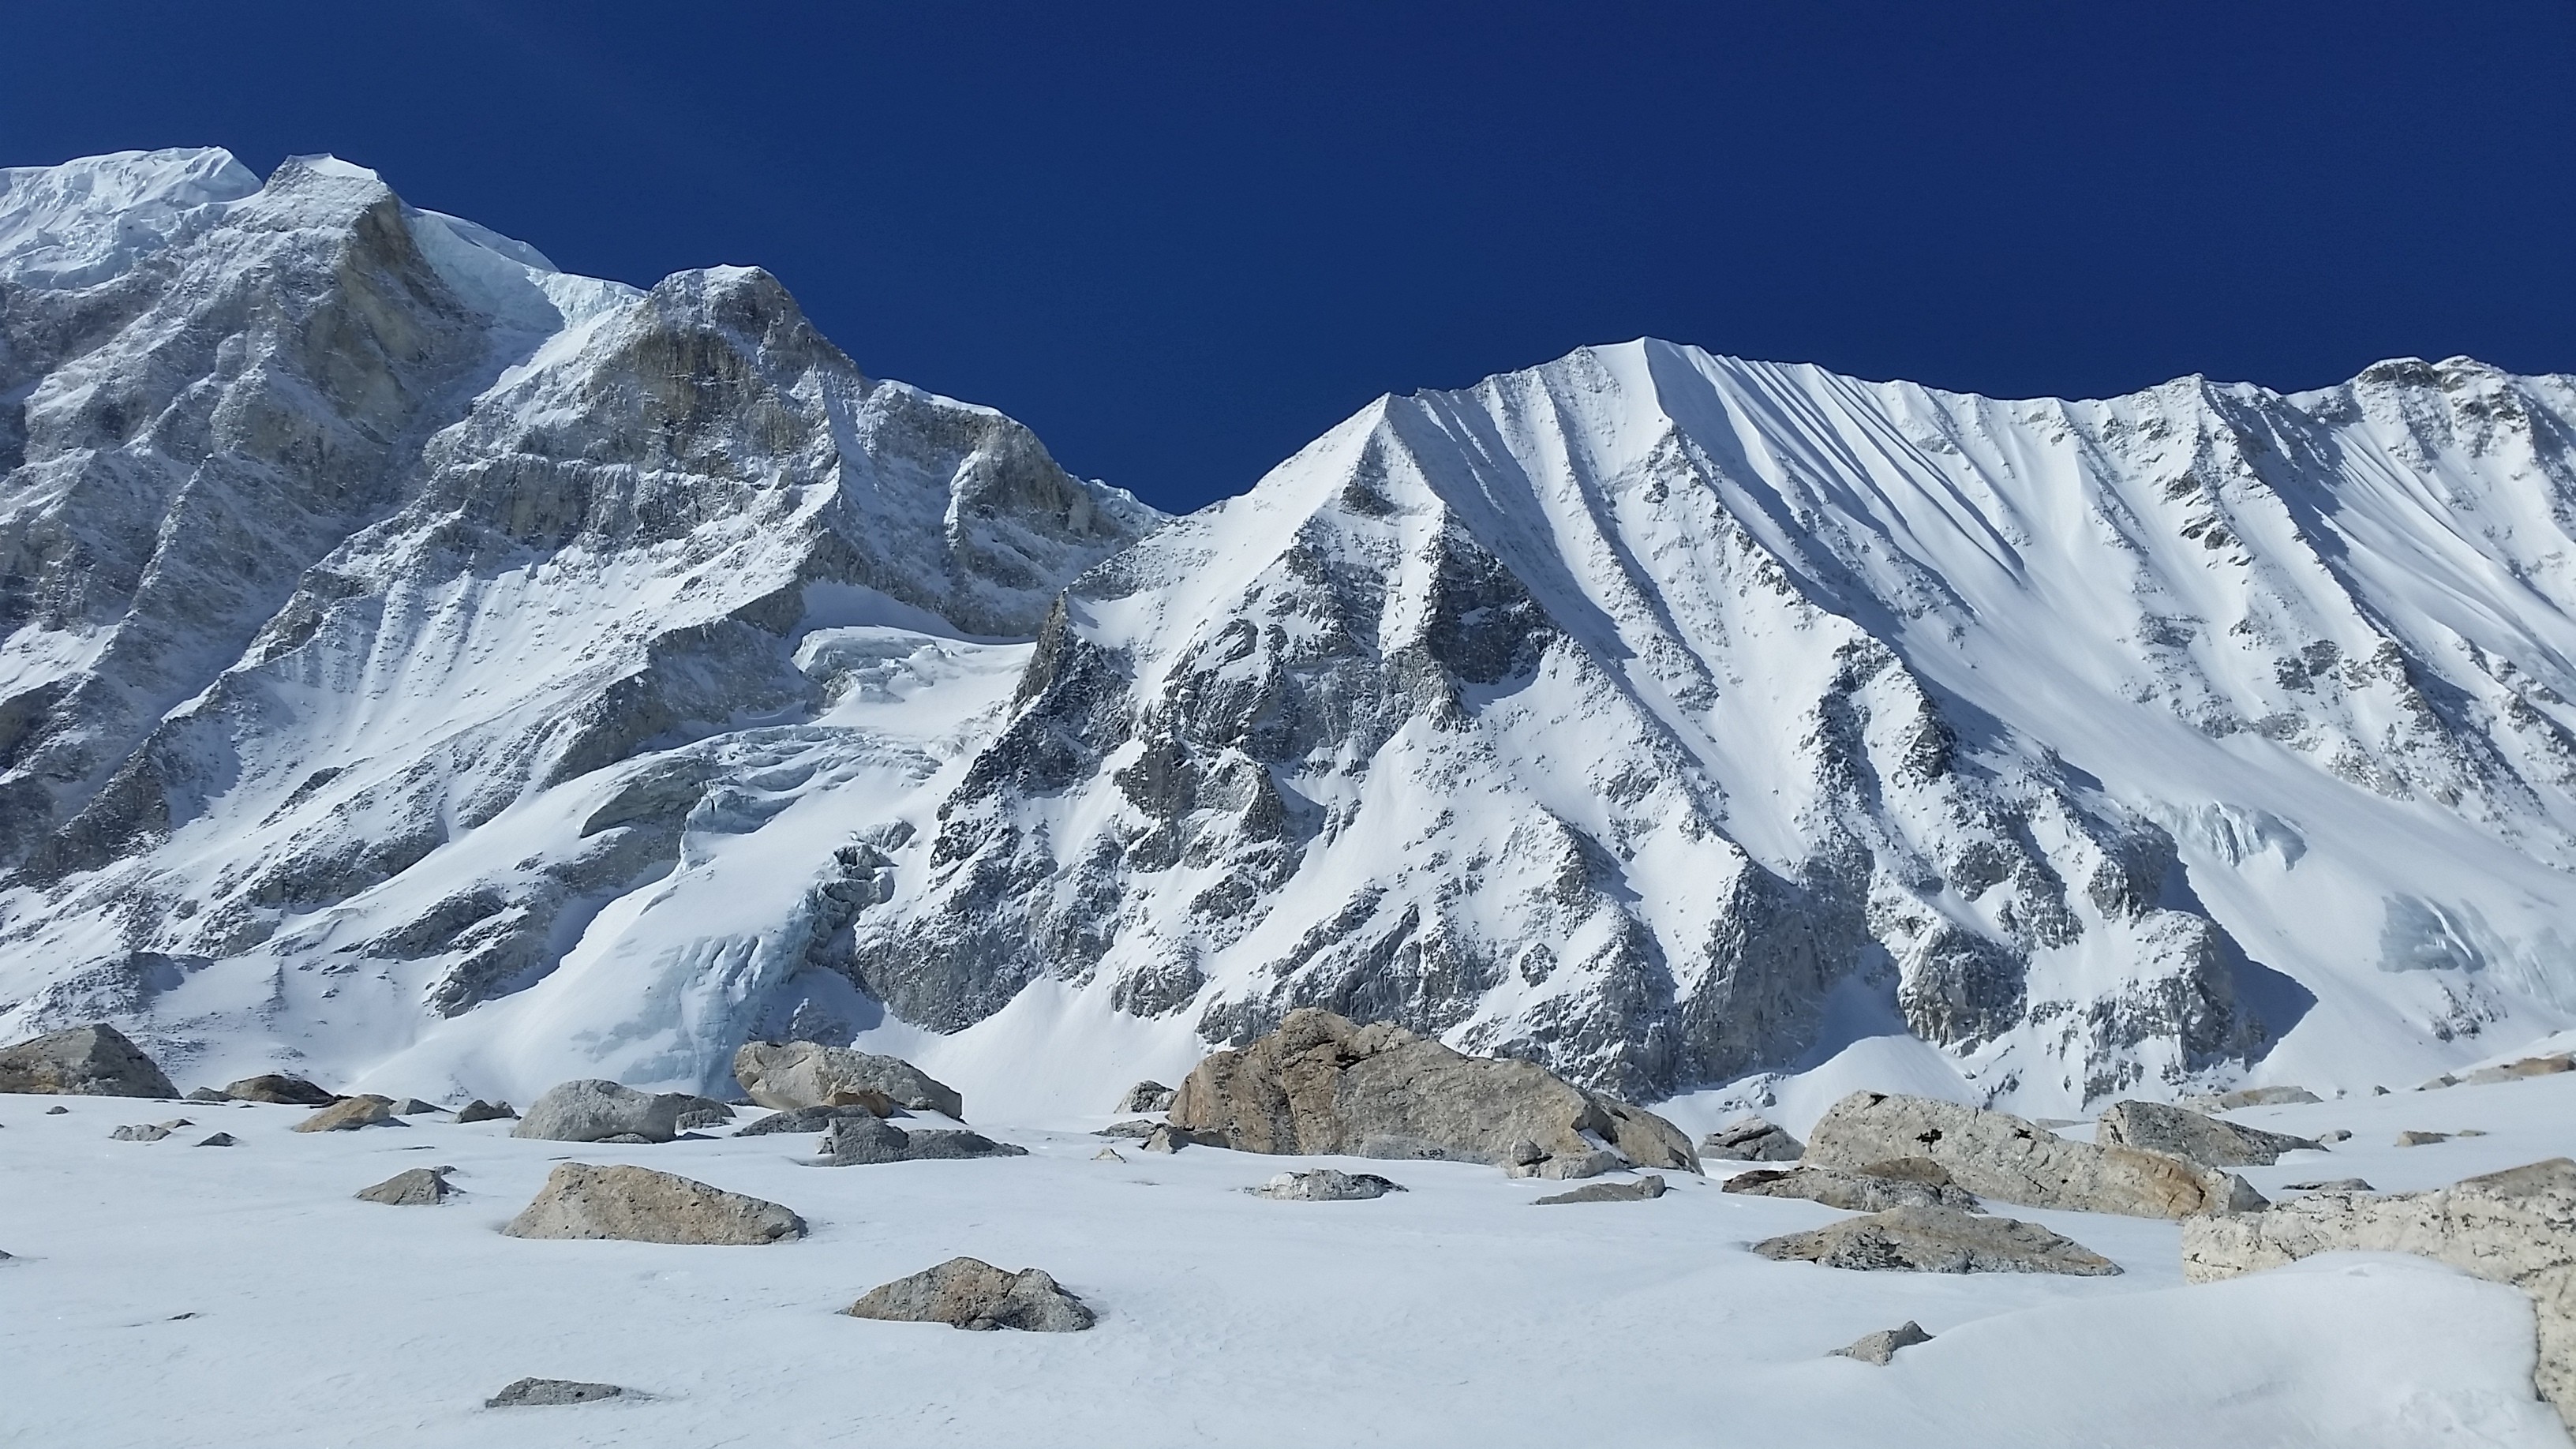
<box><xmin>2</xmin><ymin>147</ymin><xmax>2572</xmax><ymax>1118</ymax></box>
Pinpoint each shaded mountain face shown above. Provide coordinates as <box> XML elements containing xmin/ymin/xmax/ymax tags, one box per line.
<box><xmin>1</xmin><ymin>149</ymin><xmax>2570</xmax><ymax>1113</ymax></box>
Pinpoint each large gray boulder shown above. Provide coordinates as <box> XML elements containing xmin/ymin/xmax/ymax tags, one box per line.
<box><xmin>502</xmin><ymin>1163</ymin><xmax>806</xmax><ymax>1245</ymax></box>
<box><xmin>1167</xmin><ymin>1009</ymin><xmax>1698</xmax><ymax>1181</ymax></box>
<box><xmin>223</xmin><ymin>1073</ymin><xmax>335</xmax><ymax>1106</ymax></box>
<box><xmin>2097</xmin><ymin>1099</ymin><xmax>2320</xmax><ymax>1168</ymax></box>
<box><xmin>0</xmin><ymin>1024</ymin><xmax>176</xmax><ymax>1098</ymax></box>
<box><xmin>1723</xmin><ymin>1160</ymin><xmax>1983</xmax><ymax>1213</ymax></box>
<box><xmin>1117</xmin><ymin>1080</ymin><xmax>1177</xmax><ymax>1114</ymax></box>
<box><xmin>732</xmin><ymin>1042</ymin><xmax>963</xmax><ymax>1118</ymax></box>
<box><xmin>511</xmin><ymin>1080</ymin><xmax>729</xmax><ymax>1144</ymax></box>
<box><xmin>738</xmin><ymin>1103</ymin><xmax>895</xmax><ymax>1137</ymax></box>
<box><xmin>1804</xmin><ymin>1091</ymin><xmax>2263</xmax><ymax>1219</ymax></box>
<box><xmin>1702</xmin><ymin>1116</ymin><xmax>1803</xmax><ymax>1162</ymax></box>
<box><xmin>844</xmin><ymin>1256</ymin><xmax>1094</xmax><ymax>1331</ymax></box>
<box><xmin>1755</xmin><ymin>1204</ymin><xmax>2121</xmax><ymax>1275</ymax></box>
<box><xmin>294</xmin><ymin>1095</ymin><xmax>401</xmax><ymax>1132</ymax></box>
<box><xmin>2183</xmin><ymin>1157</ymin><xmax>2576</xmax><ymax>1430</ymax></box>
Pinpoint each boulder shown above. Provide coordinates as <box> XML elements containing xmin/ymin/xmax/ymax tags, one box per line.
<box><xmin>1754</xmin><ymin>1204</ymin><xmax>2121</xmax><ymax>1275</ymax></box>
<box><xmin>1535</xmin><ymin>1174</ymin><xmax>1668</xmax><ymax>1205</ymax></box>
<box><xmin>1168</xmin><ymin>1009</ymin><xmax>1698</xmax><ymax>1181</ymax></box>
<box><xmin>388</xmin><ymin>1098</ymin><xmax>443</xmax><ymax>1116</ymax></box>
<box><xmin>739</xmin><ymin>1103</ymin><xmax>897</xmax><ymax>1136</ymax></box>
<box><xmin>511</xmin><ymin>1080</ymin><xmax>728</xmax><ymax>1144</ymax></box>
<box><xmin>185</xmin><ymin>1088</ymin><xmax>228</xmax><ymax>1103</ymax></box>
<box><xmin>2096</xmin><ymin>1100</ymin><xmax>2322</xmax><ymax>1168</ymax></box>
<box><xmin>1094</xmin><ymin>1119</ymin><xmax>1159</xmax><ymax>1140</ymax></box>
<box><xmin>2464</xmin><ymin>1054</ymin><xmax>2574</xmax><ymax>1086</ymax></box>
<box><xmin>844</xmin><ymin>1257</ymin><xmax>1094</xmax><ymax>1331</ymax></box>
<box><xmin>2397</xmin><ymin>1130</ymin><xmax>2452</xmax><ymax>1147</ymax></box>
<box><xmin>455</xmin><ymin>1099</ymin><xmax>516</xmax><ymax>1123</ymax></box>
<box><xmin>194</xmin><ymin>1132</ymin><xmax>236</xmax><ymax>1148</ymax></box>
<box><xmin>1117</xmin><ymin>1080</ymin><xmax>1177</xmax><ymax>1114</ymax></box>
<box><xmin>1803</xmin><ymin>1091</ymin><xmax>2263</xmax><ymax>1219</ymax></box>
<box><xmin>43</xmin><ymin>1105</ymin><xmax>66</xmax><ymax>1114</ymax></box>
<box><xmin>2183</xmin><ymin>1157</ymin><xmax>2576</xmax><ymax>1430</ymax></box>
<box><xmin>0</xmin><ymin>1024</ymin><xmax>177</xmax><ymax>1098</ymax></box>
<box><xmin>294</xmin><ymin>1095</ymin><xmax>400</xmax><ymax>1133</ymax></box>
<box><xmin>111</xmin><ymin>1123</ymin><xmax>173</xmax><ymax>1142</ymax></box>
<box><xmin>224</xmin><ymin>1074</ymin><xmax>335</xmax><ymax>1106</ymax></box>
<box><xmin>1137</xmin><ymin>1122</ymin><xmax>1224</xmax><ymax>1154</ymax></box>
<box><xmin>732</xmin><ymin>1041</ymin><xmax>963</xmax><ymax>1118</ymax></box>
<box><xmin>1834</xmin><ymin>1321</ymin><xmax>1934</xmax><ymax>1365</ymax></box>
<box><xmin>2282</xmin><ymin>1178</ymin><xmax>2374</xmax><ymax>1193</ymax></box>
<box><xmin>486</xmin><ymin>1378</ymin><xmax>627</xmax><ymax>1408</ymax></box>
<box><xmin>1248</xmin><ymin>1169</ymin><xmax>1406</xmax><ymax>1201</ymax></box>
<box><xmin>1701</xmin><ymin>1116</ymin><xmax>1803</xmax><ymax>1162</ymax></box>
<box><xmin>357</xmin><ymin>1167</ymin><xmax>455</xmax><ymax>1205</ymax></box>
<box><xmin>815</xmin><ymin>1117</ymin><xmax>1026</xmax><ymax>1166</ymax></box>
<box><xmin>502</xmin><ymin>1163</ymin><xmax>806</xmax><ymax>1245</ymax></box>
<box><xmin>1723</xmin><ymin>1161</ymin><xmax>1983</xmax><ymax>1214</ymax></box>
<box><xmin>2181</xmin><ymin>1085</ymin><xmax>2321</xmax><ymax>1111</ymax></box>
<box><xmin>1092</xmin><ymin>1147</ymin><xmax>1126</xmax><ymax>1162</ymax></box>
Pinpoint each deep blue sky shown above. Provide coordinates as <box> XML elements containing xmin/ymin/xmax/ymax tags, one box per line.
<box><xmin>6</xmin><ymin>2</ymin><xmax>2570</xmax><ymax>514</ymax></box>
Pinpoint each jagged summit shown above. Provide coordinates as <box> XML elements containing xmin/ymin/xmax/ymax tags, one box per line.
<box><xmin>0</xmin><ymin>150</ymin><xmax>2569</xmax><ymax>1117</ymax></box>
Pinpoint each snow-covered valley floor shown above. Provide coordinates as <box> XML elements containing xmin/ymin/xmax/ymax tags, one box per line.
<box><xmin>6</xmin><ymin>1071</ymin><xmax>2573</xmax><ymax>1447</ymax></box>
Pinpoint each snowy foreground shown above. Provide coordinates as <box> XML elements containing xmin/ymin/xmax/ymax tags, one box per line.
<box><xmin>6</xmin><ymin>1069</ymin><xmax>2573</xmax><ymax>1447</ymax></box>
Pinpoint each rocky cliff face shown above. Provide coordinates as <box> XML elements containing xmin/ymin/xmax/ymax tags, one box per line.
<box><xmin>2</xmin><ymin>149</ymin><xmax>2570</xmax><ymax>1112</ymax></box>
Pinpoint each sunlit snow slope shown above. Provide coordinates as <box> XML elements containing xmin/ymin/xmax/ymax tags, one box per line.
<box><xmin>2</xmin><ymin>148</ymin><xmax>2571</xmax><ymax>1116</ymax></box>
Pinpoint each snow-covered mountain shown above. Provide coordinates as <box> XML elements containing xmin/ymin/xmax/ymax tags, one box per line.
<box><xmin>2</xmin><ymin>148</ymin><xmax>2571</xmax><ymax>1116</ymax></box>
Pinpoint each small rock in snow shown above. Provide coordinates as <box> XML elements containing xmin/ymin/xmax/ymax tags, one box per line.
<box><xmin>738</xmin><ymin>1103</ymin><xmax>892</xmax><ymax>1137</ymax></box>
<box><xmin>485</xmin><ymin>1377</ymin><xmax>628</xmax><ymax>1408</ymax></box>
<box><xmin>110</xmin><ymin>1123</ymin><xmax>172</xmax><ymax>1142</ymax></box>
<box><xmin>2283</xmin><ymin>1178</ymin><xmax>2376</xmax><ymax>1193</ymax></box>
<box><xmin>387</xmin><ymin>1098</ymin><xmax>442</xmax><ymax>1115</ymax></box>
<box><xmin>294</xmin><ymin>1095</ymin><xmax>402</xmax><ymax>1133</ymax></box>
<box><xmin>1249</xmin><ymin>1169</ymin><xmax>1406</xmax><ymax>1201</ymax></box>
<box><xmin>1754</xmin><ymin>1204</ymin><xmax>2122</xmax><ymax>1276</ymax></box>
<box><xmin>503</xmin><ymin>1163</ymin><xmax>805</xmax><ymax>1245</ymax></box>
<box><xmin>356</xmin><ymin>1166</ymin><xmax>455</xmax><ymax>1205</ymax></box>
<box><xmin>1091</xmin><ymin>1147</ymin><xmax>1125</xmax><ymax>1162</ymax></box>
<box><xmin>193</xmin><ymin>1132</ymin><xmax>236</xmax><ymax>1148</ymax></box>
<box><xmin>43</xmin><ymin>1105</ymin><xmax>66</xmax><ymax>1114</ymax></box>
<box><xmin>223</xmin><ymin>1074</ymin><xmax>335</xmax><ymax>1106</ymax></box>
<box><xmin>455</xmin><ymin>1099</ymin><xmax>516</xmax><ymax>1123</ymax></box>
<box><xmin>2397</xmin><ymin>1131</ymin><xmax>2453</xmax><ymax>1147</ymax></box>
<box><xmin>2320</xmin><ymin>1129</ymin><xmax>2353</xmax><ymax>1144</ymax></box>
<box><xmin>1535</xmin><ymin>1174</ymin><xmax>1667</xmax><ymax>1205</ymax></box>
<box><xmin>844</xmin><ymin>1257</ymin><xmax>1094</xmax><ymax>1332</ymax></box>
<box><xmin>1833</xmin><ymin>1320</ymin><xmax>1934</xmax><ymax>1365</ymax></box>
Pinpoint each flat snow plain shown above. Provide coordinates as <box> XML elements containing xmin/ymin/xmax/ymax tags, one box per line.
<box><xmin>4</xmin><ymin>1071</ymin><xmax>2572</xmax><ymax>1447</ymax></box>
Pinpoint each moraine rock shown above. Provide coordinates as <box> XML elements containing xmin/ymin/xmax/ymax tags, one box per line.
<box><xmin>387</xmin><ymin>1097</ymin><xmax>443</xmax><ymax>1116</ymax></box>
<box><xmin>294</xmin><ymin>1095</ymin><xmax>401</xmax><ymax>1133</ymax></box>
<box><xmin>1723</xmin><ymin>1160</ymin><xmax>1983</xmax><ymax>1213</ymax></box>
<box><xmin>1755</xmin><ymin>1204</ymin><xmax>2121</xmax><ymax>1275</ymax></box>
<box><xmin>1247</xmin><ymin>1169</ymin><xmax>1406</xmax><ymax>1201</ymax></box>
<box><xmin>1701</xmin><ymin>1116</ymin><xmax>1803</xmax><ymax>1162</ymax></box>
<box><xmin>2464</xmin><ymin>1054</ymin><xmax>2575</xmax><ymax>1086</ymax></box>
<box><xmin>357</xmin><ymin>1166</ymin><xmax>455</xmax><ymax>1205</ymax></box>
<box><xmin>1093</xmin><ymin>1119</ymin><xmax>1161</xmax><ymax>1140</ymax></box>
<box><xmin>185</xmin><ymin>1088</ymin><xmax>227</xmax><ymax>1103</ymax></box>
<box><xmin>43</xmin><ymin>1105</ymin><xmax>66</xmax><ymax>1114</ymax></box>
<box><xmin>815</xmin><ymin>1116</ymin><xmax>1026</xmax><ymax>1166</ymax></box>
<box><xmin>1136</xmin><ymin>1122</ymin><xmax>1226</xmax><ymax>1155</ymax></box>
<box><xmin>455</xmin><ymin>1099</ymin><xmax>516</xmax><ymax>1124</ymax></box>
<box><xmin>2181</xmin><ymin>1085</ymin><xmax>2323</xmax><ymax>1112</ymax></box>
<box><xmin>2095</xmin><ymin>1100</ymin><xmax>2322</xmax><ymax>1169</ymax></box>
<box><xmin>486</xmin><ymin>1378</ymin><xmax>628</xmax><ymax>1408</ymax></box>
<box><xmin>511</xmin><ymin>1080</ymin><xmax>728</xmax><ymax>1144</ymax></box>
<box><xmin>2183</xmin><ymin>1157</ymin><xmax>2576</xmax><ymax>1429</ymax></box>
<box><xmin>738</xmin><ymin>1103</ymin><xmax>893</xmax><ymax>1137</ymax></box>
<box><xmin>0</xmin><ymin>1024</ymin><xmax>177</xmax><ymax>1098</ymax></box>
<box><xmin>1167</xmin><ymin>1009</ymin><xmax>1698</xmax><ymax>1180</ymax></box>
<box><xmin>2282</xmin><ymin>1178</ymin><xmax>2375</xmax><ymax>1193</ymax></box>
<box><xmin>223</xmin><ymin>1074</ymin><xmax>336</xmax><ymax>1106</ymax></box>
<box><xmin>732</xmin><ymin>1042</ymin><xmax>962</xmax><ymax>1118</ymax></box>
<box><xmin>502</xmin><ymin>1163</ymin><xmax>806</xmax><ymax>1245</ymax></box>
<box><xmin>2396</xmin><ymin>1130</ymin><xmax>2452</xmax><ymax>1147</ymax></box>
<box><xmin>1117</xmin><ymin>1080</ymin><xmax>1177</xmax><ymax>1114</ymax></box>
<box><xmin>1091</xmin><ymin>1147</ymin><xmax>1126</xmax><ymax>1162</ymax></box>
<box><xmin>1534</xmin><ymin>1174</ymin><xmax>1668</xmax><ymax>1205</ymax></box>
<box><xmin>110</xmin><ymin>1122</ymin><xmax>172</xmax><ymax>1142</ymax></box>
<box><xmin>193</xmin><ymin>1132</ymin><xmax>235</xmax><ymax>1147</ymax></box>
<box><xmin>1833</xmin><ymin>1321</ymin><xmax>1934</xmax><ymax>1365</ymax></box>
<box><xmin>1803</xmin><ymin>1091</ymin><xmax>2264</xmax><ymax>1219</ymax></box>
<box><xmin>844</xmin><ymin>1257</ymin><xmax>1094</xmax><ymax>1332</ymax></box>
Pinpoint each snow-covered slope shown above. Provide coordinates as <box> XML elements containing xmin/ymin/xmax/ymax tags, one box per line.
<box><xmin>2</xmin><ymin>148</ymin><xmax>2571</xmax><ymax>1115</ymax></box>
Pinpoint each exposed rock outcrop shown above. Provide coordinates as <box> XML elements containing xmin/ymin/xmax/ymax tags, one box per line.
<box><xmin>2182</xmin><ymin>1157</ymin><xmax>2576</xmax><ymax>1428</ymax></box>
<box><xmin>1117</xmin><ymin>1080</ymin><xmax>1177</xmax><ymax>1114</ymax></box>
<box><xmin>502</xmin><ymin>1163</ymin><xmax>807</xmax><ymax>1245</ymax></box>
<box><xmin>2096</xmin><ymin>1099</ymin><xmax>2322</xmax><ymax>1168</ymax></box>
<box><xmin>511</xmin><ymin>1080</ymin><xmax>729</xmax><ymax>1144</ymax></box>
<box><xmin>1754</xmin><ymin>1204</ymin><xmax>2121</xmax><ymax>1275</ymax></box>
<box><xmin>1723</xmin><ymin>1160</ymin><xmax>1983</xmax><ymax>1213</ymax></box>
<box><xmin>1167</xmin><ymin>1009</ymin><xmax>1698</xmax><ymax>1180</ymax></box>
<box><xmin>732</xmin><ymin>1042</ymin><xmax>962</xmax><ymax>1118</ymax></box>
<box><xmin>2181</xmin><ymin>1085</ymin><xmax>2321</xmax><ymax>1111</ymax></box>
<box><xmin>844</xmin><ymin>1257</ymin><xmax>1094</xmax><ymax>1331</ymax></box>
<box><xmin>0</xmin><ymin>1024</ymin><xmax>176</xmax><ymax>1098</ymax></box>
<box><xmin>1803</xmin><ymin>1091</ymin><xmax>2263</xmax><ymax>1219</ymax></box>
